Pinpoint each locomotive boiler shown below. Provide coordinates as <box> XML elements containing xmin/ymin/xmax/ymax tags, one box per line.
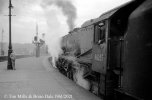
<box><xmin>55</xmin><ymin>0</ymin><xmax>152</xmax><ymax>100</ymax></box>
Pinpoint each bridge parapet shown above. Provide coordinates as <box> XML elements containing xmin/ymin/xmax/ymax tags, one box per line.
<box><xmin>0</xmin><ymin>55</ymin><xmax>33</xmax><ymax>62</ymax></box>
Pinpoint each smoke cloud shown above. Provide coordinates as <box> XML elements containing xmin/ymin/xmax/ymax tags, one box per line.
<box><xmin>40</xmin><ymin>0</ymin><xmax>77</xmax><ymax>68</ymax></box>
<box><xmin>41</xmin><ymin>0</ymin><xmax>77</xmax><ymax>30</ymax></box>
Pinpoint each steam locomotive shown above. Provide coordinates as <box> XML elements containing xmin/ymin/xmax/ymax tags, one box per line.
<box><xmin>55</xmin><ymin>0</ymin><xmax>152</xmax><ymax>100</ymax></box>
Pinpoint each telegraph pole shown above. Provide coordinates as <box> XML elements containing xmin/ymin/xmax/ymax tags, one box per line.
<box><xmin>36</xmin><ymin>23</ymin><xmax>40</xmax><ymax>57</ymax></box>
<box><xmin>32</xmin><ymin>23</ymin><xmax>45</xmax><ymax>57</ymax></box>
<box><xmin>7</xmin><ymin>0</ymin><xmax>13</xmax><ymax>70</ymax></box>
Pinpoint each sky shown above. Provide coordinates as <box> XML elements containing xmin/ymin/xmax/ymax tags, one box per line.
<box><xmin>0</xmin><ymin>0</ymin><xmax>131</xmax><ymax>44</ymax></box>
<box><xmin>0</xmin><ymin>0</ymin><xmax>131</xmax><ymax>58</ymax></box>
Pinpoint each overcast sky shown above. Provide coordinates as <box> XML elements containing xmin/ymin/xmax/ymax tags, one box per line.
<box><xmin>0</xmin><ymin>0</ymin><xmax>131</xmax><ymax>44</ymax></box>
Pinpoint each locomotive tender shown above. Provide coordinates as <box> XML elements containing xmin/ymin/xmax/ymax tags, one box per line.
<box><xmin>56</xmin><ymin>0</ymin><xmax>152</xmax><ymax>99</ymax></box>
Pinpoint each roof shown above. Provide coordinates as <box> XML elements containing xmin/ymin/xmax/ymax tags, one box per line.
<box><xmin>81</xmin><ymin>0</ymin><xmax>135</xmax><ymax>28</ymax></box>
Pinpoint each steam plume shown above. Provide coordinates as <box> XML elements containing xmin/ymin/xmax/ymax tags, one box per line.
<box><xmin>41</xmin><ymin>0</ymin><xmax>77</xmax><ymax>30</ymax></box>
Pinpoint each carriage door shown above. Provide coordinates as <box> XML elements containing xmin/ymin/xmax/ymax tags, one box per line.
<box><xmin>92</xmin><ymin>21</ymin><xmax>107</xmax><ymax>74</ymax></box>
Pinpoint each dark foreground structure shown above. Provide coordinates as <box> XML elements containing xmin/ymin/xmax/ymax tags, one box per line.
<box><xmin>56</xmin><ymin>0</ymin><xmax>152</xmax><ymax>100</ymax></box>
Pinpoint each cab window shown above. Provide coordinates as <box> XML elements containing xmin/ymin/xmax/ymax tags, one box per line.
<box><xmin>94</xmin><ymin>22</ymin><xmax>105</xmax><ymax>44</ymax></box>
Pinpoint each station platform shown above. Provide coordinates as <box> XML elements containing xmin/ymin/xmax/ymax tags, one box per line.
<box><xmin>0</xmin><ymin>56</ymin><xmax>101</xmax><ymax>100</ymax></box>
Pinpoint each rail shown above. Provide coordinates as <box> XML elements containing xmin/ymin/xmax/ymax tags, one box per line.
<box><xmin>0</xmin><ymin>54</ymin><xmax>33</xmax><ymax>62</ymax></box>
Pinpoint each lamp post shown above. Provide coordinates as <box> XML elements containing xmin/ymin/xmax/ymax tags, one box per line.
<box><xmin>7</xmin><ymin>0</ymin><xmax>13</xmax><ymax>70</ymax></box>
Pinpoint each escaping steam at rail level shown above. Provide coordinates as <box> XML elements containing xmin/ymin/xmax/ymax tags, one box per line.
<box><xmin>41</xmin><ymin>0</ymin><xmax>91</xmax><ymax>92</ymax></box>
<box><xmin>40</xmin><ymin>0</ymin><xmax>77</xmax><ymax>67</ymax></box>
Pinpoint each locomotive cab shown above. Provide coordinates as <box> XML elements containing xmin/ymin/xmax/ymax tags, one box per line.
<box><xmin>91</xmin><ymin>0</ymin><xmax>143</xmax><ymax>98</ymax></box>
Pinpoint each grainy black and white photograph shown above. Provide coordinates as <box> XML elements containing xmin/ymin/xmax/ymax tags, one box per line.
<box><xmin>0</xmin><ymin>0</ymin><xmax>152</xmax><ymax>100</ymax></box>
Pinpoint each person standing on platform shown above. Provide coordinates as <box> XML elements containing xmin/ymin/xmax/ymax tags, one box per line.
<box><xmin>10</xmin><ymin>51</ymin><xmax>16</xmax><ymax>70</ymax></box>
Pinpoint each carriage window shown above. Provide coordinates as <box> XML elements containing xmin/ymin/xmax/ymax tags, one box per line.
<box><xmin>94</xmin><ymin>23</ymin><xmax>105</xmax><ymax>44</ymax></box>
